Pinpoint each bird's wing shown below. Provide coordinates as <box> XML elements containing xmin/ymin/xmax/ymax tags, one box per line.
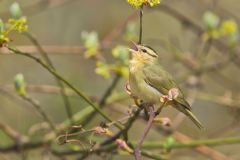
<box><xmin>143</xmin><ymin>64</ymin><xmax>191</xmax><ymax>110</ymax></box>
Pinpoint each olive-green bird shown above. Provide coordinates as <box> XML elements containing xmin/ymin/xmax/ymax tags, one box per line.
<box><xmin>128</xmin><ymin>44</ymin><xmax>203</xmax><ymax>129</ymax></box>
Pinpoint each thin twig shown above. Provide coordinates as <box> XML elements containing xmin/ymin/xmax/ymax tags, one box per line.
<box><xmin>22</xmin><ymin>95</ymin><xmax>56</xmax><ymax>132</ymax></box>
<box><xmin>0</xmin><ymin>0</ymin><xmax>76</xmax><ymax>21</ymax></box>
<box><xmin>101</xmin><ymin>12</ymin><xmax>138</xmax><ymax>48</ymax></box>
<box><xmin>99</xmin><ymin>75</ymin><xmax>121</xmax><ymax>106</ymax></box>
<box><xmin>101</xmin><ymin>108</ymin><xmax>141</xmax><ymax>146</ymax></box>
<box><xmin>158</xmin><ymin>4</ymin><xmax>240</xmax><ymax>70</ymax></box>
<box><xmin>7</xmin><ymin>46</ymin><xmax>122</xmax><ymax>129</ymax></box>
<box><xmin>0</xmin><ymin>122</ymin><xmax>29</xmax><ymax>143</ymax></box>
<box><xmin>24</xmin><ymin>32</ymin><xmax>73</xmax><ymax>124</ymax></box>
<box><xmin>138</xmin><ymin>5</ymin><xmax>143</xmax><ymax>44</ymax></box>
<box><xmin>134</xmin><ymin>99</ymin><xmax>167</xmax><ymax>160</ymax></box>
<box><xmin>110</xmin><ymin>103</ymin><xmax>230</xmax><ymax>160</ymax></box>
<box><xmin>81</xmin><ymin>74</ymin><xmax>121</xmax><ymax>126</ymax></box>
<box><xmin>134</xmin><ymin>106</ymin><xmax>155</xmax><ymax>160</ymax></box>
<box><xmin>0</xmin><ymin>45</ymin><xmax>85</xmax><ymax>55</ymax></box>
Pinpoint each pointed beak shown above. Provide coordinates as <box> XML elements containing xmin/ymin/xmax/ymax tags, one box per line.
<box><xmin>131</xmin><ymin>41</ymin><xmax>138</xmax><ymax>48</ymax></box>
<box><xmin>128</xmin><ymin>41</ymin><xmax>139</xmax><ymax>54</ymax></box>
<box><xmin>128</xmin><ymin>48</ymin><xmax>138</xmax><ymax>54</ymax></box>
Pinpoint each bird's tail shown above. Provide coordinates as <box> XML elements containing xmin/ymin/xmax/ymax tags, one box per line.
<box><xmin>174</xmin><ymin>104</ymin><xmax>204</xmax><ymax>129</ymax></box>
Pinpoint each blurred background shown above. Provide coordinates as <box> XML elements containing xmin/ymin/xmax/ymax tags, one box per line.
<box><xmin>0</xmin><ymin>0</ymin><xmax>240</xmax><ymax>159</ymax></box>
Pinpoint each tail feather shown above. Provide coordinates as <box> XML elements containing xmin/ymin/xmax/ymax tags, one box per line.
<box><xmin>174</xmin><ymin>104</ymin><xmax>204</xmax><ymax>129</ymax></box>
<box><xmin>185</xmin><ymin>108</ymin><xmax>204</xmax><ymax>129</ymax></box>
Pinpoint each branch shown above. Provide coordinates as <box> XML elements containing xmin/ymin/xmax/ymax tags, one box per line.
<box><xmin>140</xmin><ymin>137</ymin><xmax>240</xmax><ymax>149</ymax></box>
<box><xmin>101</xmin><ymin>12</ymin><xmax>138</xmax><ymax>48</ymax></box>
<box><xmin>195</xmin><ymin>91</ymin><xmax>240</xmax><ymax>108</ymax></box>
<box><xmin>21</xmin><ymin>95</ymin><xmax>57</xmax><ymax>132</ymax></box>
<box><xmin>2</xmin><ymin>134</ymin><xmax>238</xmax><ymax>158</ymax></box>
<box><xmin>81</xmin><ymin>74</ymin><xmax>121</xmax><ymax>127</ymax></box>
<box><xmin>24</xmin><ymin>32</ymin><xmax>73</xmax><ymax>124</ymax></box>
<box><xmin>1</xmin><ymin>84</ymin><xmax>78</xmax><ymax>97</ymax></box>
<box><xmin>0</xmin><ymin>0</ymin><xmax>76</xmax><ymax>20</ymax></box>
<box><xmin>101</xmin><ymin>108</ymin><xmax>141</xmax><ymax>146</ymax></box>
<box><xmin>173</xmin><ymin>132</ymin><xmax>232</xmax><ymax>160</ymax></box>
<box><xmin>158</xmin><ymin>4</ymin><xmax>240</xmax><ymax>69</ymax></box>
<box><xmin>0</xmin><ymin>45</ymin><xmax>85</xmax><ymax>55</ymax></box>
<box><xmin>0</xmin><ymin>122</ymin><xmax>29</xmax><ymax>144</ymax></box>
<box><xmin>7</xmin><ymin>46</ymin><xmax>122</xmax><ymax>129</ymax></box>
<box><xmin>110</xmin><ymin>103</ymin><xmax>230</xmax><ymax>160</ymax></box>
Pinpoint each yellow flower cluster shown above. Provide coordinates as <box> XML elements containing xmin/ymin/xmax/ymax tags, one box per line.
<box><xmin>202</xmin><ymin>11</ymin><xmax>239</xmax><ymax>43</ymax></box>
<box><xmin>127</xmin><ymin>0</ymin><xmax>161</xmax><ymax>8</ymax></box>
<box><xmin>0</xmin><ymin>17</ymin><xmax>28</xmax><ymax>46</ymax></box>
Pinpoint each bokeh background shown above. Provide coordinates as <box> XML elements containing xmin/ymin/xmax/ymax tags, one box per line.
<box><xmin>0</xmin><ymin>0</ymin><xmax>240</xmax><ymax>159</ymax></box>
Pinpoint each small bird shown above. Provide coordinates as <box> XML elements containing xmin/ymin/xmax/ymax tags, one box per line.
<box><xmin>128</xmin><ymin>44</ymin><xmax>203</xmax><ymax>129</ymax></box>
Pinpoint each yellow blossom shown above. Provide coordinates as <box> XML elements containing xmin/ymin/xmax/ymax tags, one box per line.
<box><xmin>220</xmin><ymin>19</ymin><xmax>238</xmax><ymax>36</ymax></box>
<box><xmin>127</xmin><ymin>0</ymin><xmax>161</xmax><ymax>8</ymax></box>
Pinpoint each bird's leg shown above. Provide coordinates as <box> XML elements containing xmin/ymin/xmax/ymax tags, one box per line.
<box><xmin>134</xmin><ymin>105</ymin><xmax>155</xmax><ymax>160</ymax></box>
<box><xmin>152</xmin><ymin>90</ymin><xmax>179</xmax><ymax>127</ymax></box>
<box><xmin>155</xmin><ymin>88</ymin><xmax>178</xmax><ymax>115</ymax></box>
<box><xmin>155</xmin><ymin>99</ymin><xmax>168</xmax><ymax>116</ymax></box>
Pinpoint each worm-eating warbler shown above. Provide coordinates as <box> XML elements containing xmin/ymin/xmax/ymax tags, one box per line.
<box><xmin>128</xmin><ymin>44</ymin><xmax>203</xmax><ymax>129</ymax></box>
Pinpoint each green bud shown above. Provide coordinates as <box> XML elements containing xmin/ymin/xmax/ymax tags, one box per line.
<box><xmin>95</xmin><ymin>61</ymin><xmax>111</xmax><ymax>79</ymax></box>
<box><xmin>81</xmin><ymin>31</ymin><xmax>99</xmax><ymax>58</ymax></box>
<box><xmin>81</xmin><ymin>31</ymin><xmax>99</xmax><ymax>49</ymax></box>
<box><xmin>112</xmin><ymin>45</ymin><xmax>129</xmax><ymax>64</ymax></box>
<box><xmin>10</xmin><ymin>2</ymin><xmax>22</xmax><ymax>19</ymax></box>
<box><xmin>0</xmin><ymin>19</ymin><xmax>4</xmax><ymax>33</ymax></box>
<box><xmin>14</xmin><ymin>73</ymin><xmax>26</xmax><ymax>96</ymax></box>
<box><xmin>163</xmin><ymin>136</ymin><xmax>176</xmax><ymax>152</ymax></box>
<box><xmin>203</xmin><ymin>11</ymin><xmax>220</xmax><ymax>30</ymax></box>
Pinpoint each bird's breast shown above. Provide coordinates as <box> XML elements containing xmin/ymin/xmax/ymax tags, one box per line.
<box><xmin>129</xmin><ymin>67</ymin><xmax>162</xmax><ymax>104</ymax></box>
<box><xmin>129</xmin><ymin>59</ymin><xmax>142</xmax><ymax>73</ymax></box>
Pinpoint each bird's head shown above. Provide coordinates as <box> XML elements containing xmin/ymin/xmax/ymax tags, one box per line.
<box><xmin>128</xmin><ymin>43</ymin><xmax>158</xmax><ymax>65</ymax></box>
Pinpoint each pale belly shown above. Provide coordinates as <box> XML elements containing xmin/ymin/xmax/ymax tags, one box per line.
<box><xmin>129</xmin><ymin>73</ymin><xmax>162</xmax><ymax>104</ymax></box>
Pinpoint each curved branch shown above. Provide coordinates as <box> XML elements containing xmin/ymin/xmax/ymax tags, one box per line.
<box><xmin>7</xmin><ymin>46</ymin><xmax>122</xmax><ymax>129</ymax></box>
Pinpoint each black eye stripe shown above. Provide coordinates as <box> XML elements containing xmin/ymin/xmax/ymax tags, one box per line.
<box><xmin>141</xmin><ymin>48</ymin><xmax>157</xmax><ymax>57</ymax></box>
<box><xmin>143</xmin><ymin>45</ymin><xmax>157</xmax><ymax>53</ymax></box>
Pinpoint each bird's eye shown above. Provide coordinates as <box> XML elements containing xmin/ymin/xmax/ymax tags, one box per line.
<box><xmin>142</xmin><ymin>49</ymin><xmax>147</xmax><ymax>53</ymax></box>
